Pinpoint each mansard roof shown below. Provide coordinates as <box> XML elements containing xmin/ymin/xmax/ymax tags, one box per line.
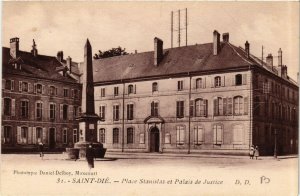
<box><xmin>2</xmin><ymin>47</ymin><xmax>78</xmax><ymax>84</ymax></box>
<box><xmin>93</xmin><ymin>42</ymin><xmax>257</xmax><ymax>83</ymax></box>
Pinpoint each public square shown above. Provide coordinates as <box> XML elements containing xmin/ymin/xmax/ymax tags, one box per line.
<box><xmin>1</xmin><ymin>152</ymin><xmax>298</xmax><ymax>196</ymax></box>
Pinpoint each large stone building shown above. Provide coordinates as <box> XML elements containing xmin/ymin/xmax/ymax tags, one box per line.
<box><xmin>2</xmin><ymin>38</ymin><xmax>82</xmax><ymax>152</ymax></box>
<box><xmin>2</xmin><ymin>31</ymin><xmax>298</xmax><ymax>155</ymax></box>
<box><xmin>92</xmin><ymin>31</ymin><xmax>298</xmax><ymax>155</ymax></box>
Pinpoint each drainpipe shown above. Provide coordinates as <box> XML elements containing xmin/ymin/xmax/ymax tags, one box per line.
<box><xmin>249</xmin><ymin>65</ymin><xmax>253</xmax><ymax>150</ymax></box>
<box><xmin>188</xmin><ymin>73</ymin><xmax>191</xmax><ymax>154</ymax></box>
<box><xmin>122</xmin><ymin>82</ymin><xmax>125</xmax><ymax>152</ymax></box>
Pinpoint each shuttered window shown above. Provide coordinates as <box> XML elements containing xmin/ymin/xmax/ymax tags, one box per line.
<box><xmin>213</xmin><ymin>124</ymin><xmax>223</xmax><ymax>145</ymax></box>
<box><xmin>233</xmin><ymin>125</ymin><xmax>244</xmax><ymax>145</ymax></box>
<box><xmin>176</xmin><ymin>125</ymin><xmax>185</xmax><ymax>145</ymax></box>
<box><xmin>113</xmin><ymin>128</ymin><xmax>119</xmax><ymax>144</ymax></box>
<box><xmin>194</xmin><ymin>126</ymin><xmax>204</xmax><ymax>144</ymax></box>
<box><xmin>127</xmin><ymin>128</ymin><xmax>134</xmax><ymax>144</ymax></box>
<box><xmin>176</xmin><ymin>101</ymin><xmax>184</xmax><ymax>118</ymax></box>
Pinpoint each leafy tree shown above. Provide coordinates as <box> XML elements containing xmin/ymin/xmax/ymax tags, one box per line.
<box><xmin>94</xmin><ymin>46</ymin><xmax>128</xmax><ymax>59</ymax></box>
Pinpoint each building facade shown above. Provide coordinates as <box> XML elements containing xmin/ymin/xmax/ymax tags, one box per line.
<box><xmin>2</xmin><ymin>38</ymin><xmax>82</xmax><ymax>152</ymax></box>
<box><xmin>92</xmin><ymin>32</ymin><xmax>298</xmax><ymax>155</ymax></box>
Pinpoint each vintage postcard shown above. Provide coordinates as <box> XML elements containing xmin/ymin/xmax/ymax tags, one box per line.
<box><xmin>1</xmin><ymin>1</ymin><xmax>299</xmax><ymax>195</ymax></box>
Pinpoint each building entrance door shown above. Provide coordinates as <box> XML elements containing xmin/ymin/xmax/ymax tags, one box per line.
<box><xmin>150</xmin><ymin>127</ymin><xmax>159</xmax><ymax>152</ymax></box>
<box><xmin>49</xmin><ymin>128</ymin><xmax>55</xmax><ymax>149</ymax></box>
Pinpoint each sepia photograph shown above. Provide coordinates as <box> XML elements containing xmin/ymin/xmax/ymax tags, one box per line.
<box><xmin>1</xmin><ymin>1</ymin><xmax>299</xmax><ymax>195</ymax></box>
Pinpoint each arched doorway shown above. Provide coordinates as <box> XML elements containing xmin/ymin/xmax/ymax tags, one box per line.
<box><xmin>150</xmin><ymin>127</ymin><xmax>160</xmax><ymax>152</ymax></box>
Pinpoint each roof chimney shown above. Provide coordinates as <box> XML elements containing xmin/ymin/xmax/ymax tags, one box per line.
<box><xmin>213</xmin><ymin>30</ymin><xmax>220</xmax><ymax>55</ymax></box>
<box><xmin>222</xmin><ymin>33</ymin><xmax>229</xmax><ymax>42</ymax></box>
<box><xmin>31</xmin><ymin>39</ymin><xmax>38</xmax><ymax>57</ymax></box>
<box><xmin>266</xmin><ymin>54</ymin><xmax>273</xmax><ymax>68</ymax></box>
<box><xmin>57</xmin><ymin>51</ymin><xmax>63</xmax><ymax>62</ymax></box>
<box><xmin>154</xmin><ymin>37</ymin><xmax>163</xmax><ymax>66</ymax></box>
<box><xmin>67</xmin><ymin>56</ymin><xmax>72</xmax><ymax>73</ymax></box>
<box><xmin>282</xmin><ymin>65</ymin><xmax>287</xmax><ymax>78</ymax></box>
<box><xmin>245</xmin><ymin>41</ymin><xmax>250</xmax><ymax>58</ymax></box>
<box><xmin>10</xmin><ymin>37</ymin><xmax>19</xmax><ymax>59</ymax></box>
<box><xmin>278</xmin><ymin>48</ymin><xmax>282</xmax><ymax>67</ymax></box>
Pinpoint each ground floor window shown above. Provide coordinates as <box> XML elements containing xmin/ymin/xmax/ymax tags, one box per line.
<box><xmin>194</xmin><ymin>126</ymin><xmax>204</xmax><ymax>145</ymax></box>
<box><xmin>63</xmin><ymin>129</ymin><xmax>67</xmax><ymax>144</ymax></box>
<box><xmin>99</xmin><ymin>128</ymin><xmax>105</xmax><ymax>143</ymax></box>
<box><xmin>20</xmin><ymin>127</ymin><xmax>28</xmax><ymax>144</ymax></box>
<box><xmin>127</xmin><ymin>128</ymin><xmax>134</xmax><ymax>144</ymax></box>
<box><xmin>176</xmin><ymin>125</ymin><xmax>185</xmax><ymax>145</ymax></box>
<box><xmin>233</xmin><ymin>125</ymin><xmax>244</xmax><ymax>144</ymax></box>
<box><xmin>213</xmin><ymin>124</ymin><xmax>223</xmax><ymax>145</ymax></box>
<box><xmin>73</xmin><ymin>129</ymin><xmax>79</xmax><ymax>143</ymax></box>
<box><xmin>113</xmin><ymin>128</ymin><xmax>119</xmax><ymax>144</ymax></box>
<box><xmin>3</xmin><ymin>126</ymin><xmax>12</xmax><ymax>144</ymax></box>
<box><xmin>36</xmin><ymin>127</ymin><xmax>43</xmax><ymax>143</ymax></box>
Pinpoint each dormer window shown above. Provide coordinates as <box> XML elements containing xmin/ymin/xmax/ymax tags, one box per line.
<box><xmin>235</xmin><ymin>74</ymin><xmax>242</xmax><ymax>86</ymax></box>
<box><xmin>36</xmin><ymin>84</ymin><xmax>42</xmax><ymax>94</ymax></box>
<box><xmin>214</xmin><ymin>76</ymin><xmax>221</xmax><ymax>87</ymax></box>
<box><xmin>152</xmin><ymin>82</ymin><xmax>158</xmax><ymax>92</ymax></box>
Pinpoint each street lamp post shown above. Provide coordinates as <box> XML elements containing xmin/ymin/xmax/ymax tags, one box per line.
<box><xmin>274</xmin><ymin>129</ymin><xmax>277</xmax><ymax>158</ymax></box>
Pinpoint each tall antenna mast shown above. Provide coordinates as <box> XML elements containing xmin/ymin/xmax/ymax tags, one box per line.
<box><xmin>261</xmin><ymin>45</ymin><xmax>264</xmax><ymax>66</ymax></box>
<box><xmin>171</xmin><ymin>11</ymin><xmax>173</xmax><ymax>48</ymax></box>
<box><xmin>185</xmin><ymin>8</ymin><xmax>187</xmax><ymax>46</ymax></box>
<box><xmin>178</xmin><ymin>9</ymin><xmax>181</xmax><ymax>47</ymax></box>
<box><xmin>170</xmin><ymin>8</ymin><xmax>188</xmax><ymax>48</ymax></box>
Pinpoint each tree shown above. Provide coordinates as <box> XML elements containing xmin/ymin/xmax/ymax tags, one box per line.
<box><xmin>94</xmin><ymin>46</ymin><xmax>128</xmax><ymax>59</ymax></box>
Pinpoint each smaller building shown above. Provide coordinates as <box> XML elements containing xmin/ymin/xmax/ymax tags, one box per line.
<box><xmin>2</xmin><ymin>38</ymin><xmax>82</xmax><ymax>152</ymax></box>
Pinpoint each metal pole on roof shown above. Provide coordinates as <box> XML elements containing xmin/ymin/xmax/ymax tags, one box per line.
<box><xmin>185</xmin><ymin>8</ymin><xmax>187</xmax><ymax>46</ymax></box>
<box><xmin>261</xmin><ymin>45</ymin><xmax>264</xmax><ymax>66</ymax></box>
<box><xmin>171</xmin><ymin>11</ymin><xmax>173</xmax><ymax>49</ymax></box>
<box><xmin>178</xmin><ymin>9</ymin><xmax>181</xmax><ymax>47</ymax></box>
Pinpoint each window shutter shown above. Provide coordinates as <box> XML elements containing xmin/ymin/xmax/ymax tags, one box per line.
<box><xmin>213</xmin><ymin>126</ymin><xmax>216</xmax><ymax>144</ymax></box>
<box><xmin>60</xmin><ymin>104</ymin><xmax>63</xmax><ymax>120</ymax></box>
<box><xmin>17</xmin><ymin>126</ymin><xmax>21</xmax><ymax>143</ymax></box>
<box><xmin>244</xmin><ymin>97</ymin><xmax>248</xmax><ymax>115</ymax></box>
<box><xmin>32</xmin><ymin>127</ymin><xmax>36</xmax><ymax>144</ymax></box>
<box><xmin>203</xmin><ymin>78</ymin><xmax>206</xmax><ymax>88</ymax></box>
<box><xmin>204</xmin><ymin>100</ymin><xmax>208</xmax><ymax>117</ymax></box>
<box><xmin>19</xmin><ymin>81</ymin><xmax>22</xmax><ymax>92</ymax></box>
<box><xmin>42</xmin><ymin>85</ymin><xmax>45</xmax><ymax>94</ymax></box>
<box><xmin>11</xmin><ymin>99</ymin><xmax>15</xmax><ymax>116</ymax></box>
<box><xmin>134</xmin><ymin>85</ymin><xmax>136</xmax><ymax>94</ymax></box>
<box><xmin>78</xmin><ymin>106</ymin><xmax>82</xmax><ymax>116</ymax></box>
<box><xmin>34</xmin><ymin>83</ymin><xmax>37</xmax><ymax>93</ymax></box>
<box><xmin>42</xmin><ymin>128</ymin><xmax>47</xmax><ymax>144</ymax></box>
<box><xmin>69</xmin><ymin>105</ymin><xmax>73</xmax><ymax>120</ymax></box>
<box><xmin>216</xmin><ymin>127</ymin><xmax>222</xmax><ymax>144</ymax></box>
<box><xmin>55</xmin><ymin>87</ymin><xmax>58</xmax><ymax>96</ymax></box>
<box><xmin>71</xmin><ymin>89</ymin><xmax>74</xmax><ymax>98</ymax></box>
<box><xmin>181</xmin><ymin>128</ymin><xmax>185</xmax><ymax>143</ymax></box>
<box><xmin>189</xmin><ymin>100</ymin><xmax>194</xmax><ymax>117</ymax></box>
<box><xmin>221</xmin><ymin>76</ymin><xmax>225</xmax><ymax>87</ymax></box>
<box><xmin>11</xmin><ymin>80</ymin><xmax>14</xmax><ymax>90</ymax></box>
<box><xmin>1</xmin><ymin>98</ymin><xmax>3</xmax><ymax>115</ymax></box>
<box><xmin>28</xmin><ymin>127</ymin><xmax>32</xmax><ymax>144</ymax></box>
<box><xmin>1</xmin><ymin>126</ymin><xmax>4</xmax><ymax>143</ymax></box>
<box><xmin>223</xmin><ymin>98</ymin><xmax>227</xmax><ymax>115</ymax></box>
<box><xmin>232</xmin><ymin>76</ymin><xmax>235</xmax><ymax>86</ymax></box>
<box><xmin>176</xmin><ymin>127</ymin><xmax>180</xmax><ymax>143</ymax></box>
<box><xmin>213</xmin><ymin>99</ymin><xmax>218</xmax><ymax>115</ymax></box>
<box><xmin>211</xmin><ymin>77</ymin><xmax>214</xmax><ymax>88</ymax></box>
<box><xmin>28</xmin><ymin>83</ymin><xmax>32</xmax><ymax>93</ymax></box>
<box><xmin>242</xmin><ymin>74</ymin><xmax>247</xmax><ymax>85</ymax></box>
<box><xmin>2</xmin><ymin>79</ymin><xmax>5</xmax><ymax>89</ymax></box>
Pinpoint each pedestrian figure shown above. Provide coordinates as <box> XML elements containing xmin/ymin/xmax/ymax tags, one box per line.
<box><xmin>38</xmin><ymin>142</ymin><xmax>44</xmax><ymax>159</ymax></box>
<box><xmin>254</xmin><ymin>146</ymin><xmax>260</xmax><ymax>160</ymax></box>
<box><xmin>86</xmin><ymin>143</ymin><xmax>94</xmax><ymax>170</ymax></box>
<box><xmin>249</xmin><ymin>145</ymin><xmax>255</xmax><ymax>159</ymax></box>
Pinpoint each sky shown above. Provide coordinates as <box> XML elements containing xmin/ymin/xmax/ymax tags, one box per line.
<box><xmin>2</xmin><ymin>1</ymin><xmax>299</xmax><ymax>80</ymax></box>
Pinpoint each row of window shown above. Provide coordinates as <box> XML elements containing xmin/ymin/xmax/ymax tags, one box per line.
<box><xmin>98</xmin><ymin>96</ymin><xmax>248</xmax><ymax>121</ymax></box>
<box><xmin>98</xmin><ymin>124</ymin><xmax>244</xmax><ymax>145</ymax></box>
<box><xmin>2</xmin><ymin>98</ymin><xmax>80</xmax><ymax>120</ymax></box>
<box><xmin>255</xmin><ymin>75</ymin><xmax>297</xmax><ymax>102</ymax></box>
<box><xmin>2</xmin><ymin>126</ymin><xmax>79</xmax><ymax>145</ymax></box>
<box><xmin>99</xmin><ymin>74</ymin><xmax>247</xmax><ymax>98</ymax></box>
<box><xmin>2</xmin><ymin>79</ymin><xmax>80</xmax><ymax>98</ymax></box>
<box><xmin>255</xmin><ymin>97</ymin><xmax>298</xmax><ymax>121</ymax></box>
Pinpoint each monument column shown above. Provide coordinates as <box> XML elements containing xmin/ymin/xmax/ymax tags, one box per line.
<box><xmin>77</xmin><ymin>39</ymin><xmax>100</xmax><ymax>143</ymax></box>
